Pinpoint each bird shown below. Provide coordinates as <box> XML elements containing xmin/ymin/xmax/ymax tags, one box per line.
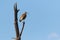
<box><xmin>19</xmin><ymin>12</ymin><xmax>27</xmax><ymax>22</ymax></box>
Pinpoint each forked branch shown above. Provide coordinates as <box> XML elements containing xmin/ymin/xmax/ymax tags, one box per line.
<box><xmin>14</xmin><ymin>3</ymin><xmax>20</xmax><ymax>40</ymax></box>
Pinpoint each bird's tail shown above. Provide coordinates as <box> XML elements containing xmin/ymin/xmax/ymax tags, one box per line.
<box><xmin>19</xmin><ymin>20</ymin><xmax>22</xmax><ymax>22</ymax></box>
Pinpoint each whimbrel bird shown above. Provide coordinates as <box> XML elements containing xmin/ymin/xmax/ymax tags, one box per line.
<box><xmin>19</xmin><ymin>12</ymin><xmax>27</xmax><ymax>22</ymax></box>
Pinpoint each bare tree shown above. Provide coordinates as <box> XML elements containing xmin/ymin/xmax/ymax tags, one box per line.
<box><xmin>14</xmin><ymin>3</ymin><xmax>25</xmax><ymax>40</ymax></box>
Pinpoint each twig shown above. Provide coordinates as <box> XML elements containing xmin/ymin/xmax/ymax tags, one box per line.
<box><xmin>20</xmin><ymin>22</ymin><xmax>25</xmax><ymax>36</ymax></box>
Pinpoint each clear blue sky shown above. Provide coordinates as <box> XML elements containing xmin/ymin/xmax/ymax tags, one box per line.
<box><xmin>0</xmin><ymin>0</ymin><xmax>60</xmax><ymax>40</ymax></box>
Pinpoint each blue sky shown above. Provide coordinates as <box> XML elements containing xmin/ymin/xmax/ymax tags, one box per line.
<box><xmin>0</xmin><ymin>0</ymin><xmax>60</xmax><ymax>40</ymax></box>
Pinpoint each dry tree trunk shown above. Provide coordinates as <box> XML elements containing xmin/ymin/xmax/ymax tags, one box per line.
<box><xmin>14</xmin><ymin>3</ymin><xmax>25</xmax><ymax>40</ymax></box>
<box><xmin>14</xmin><ymin>3</ymin><xmax>20</xmax><ymax>40</ymax></box>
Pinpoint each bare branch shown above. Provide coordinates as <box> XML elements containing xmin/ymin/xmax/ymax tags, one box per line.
<box><xmin>14</xmin><ymin>3</ymin><xmax>20</xmax><ymax>40</ymax></box>
<box><xmin>20</xmin><ymin>22</ymin><xmax>25</xmax><ymax>36</ymax></box>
